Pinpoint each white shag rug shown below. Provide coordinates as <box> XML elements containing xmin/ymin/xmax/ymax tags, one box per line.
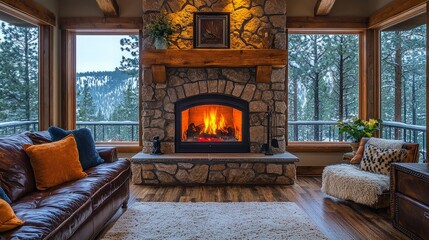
<box><xmin>321</xmin><ymin>164</ymin><xmax>389</xmax><ymax>206</ymax></box>
<box><xmin>102</xmin><ymin>202</ymin><xmax>327</xmax><ymax>240</ymax></box>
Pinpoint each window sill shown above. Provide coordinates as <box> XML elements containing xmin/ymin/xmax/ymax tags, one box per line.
<box><xmin>96</xmin><ymin>142</ymin><xmax>142</xmax><ymax>153</ymax></box>
<box><xmin>286</xmin><ymin>142</ymin><xmax>352</xmax><ymax>153</ymax></box>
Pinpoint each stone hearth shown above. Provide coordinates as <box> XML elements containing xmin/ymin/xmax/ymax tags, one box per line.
<box><xmin>131</xmin><ymin>153</ymin><xmax>298</xmax><ymax>185</ymax></box>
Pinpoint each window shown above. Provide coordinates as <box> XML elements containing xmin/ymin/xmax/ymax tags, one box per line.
<box><xmin>288</xmin><ymin>33</ymin><xmax>360</xmax><ymax>142</ymax></box>
<box><xmin>380</xmin><ymin>14</ymin><xmax>426</xmax><ymax>161</ymax></box>
<box><xmin>75</xmin><ymin>34</ymin><xmax>139</xmax><ymax>142</ymax></box>
<box><xmin>0</xmin><ymin>13</ymin><xmax>39</xmax><ymax>137</ymax></box>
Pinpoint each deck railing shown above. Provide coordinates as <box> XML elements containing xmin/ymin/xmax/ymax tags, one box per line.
<box><xmin>76</xmin><ymin>121</ymin><xmax>139</xmax><ymax>142</ymax></box>
<box><xmin>288</xmin><ymin>121</ymin><xmax>340</xmax><ymax>142</ymax></box>
<box><xmin>288</xmin><ymin>120</ymin><xmax>426</xmax><ymax>162</ymax></box>
<box><xmin>0</xmin><ymin>121</ymin><xmax>38</xmax><ymax>137</ymax></box>
<box><xmin>0</xmin><ymin>120</ymin><xmax>426</xmax><ymax>161</ymax></box>
<box><xmin>380</xmin><ymin>121</ymin><xmax>426</xmax><ymax>162</ymax></box>
<box><xmin>0</xmin><ymin>121</ymin><xmax>139</xmax><ymax>142</ymax></box>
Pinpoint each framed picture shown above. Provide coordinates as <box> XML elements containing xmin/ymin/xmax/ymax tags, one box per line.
<box><xmin>193</xmin><ymin>12</ymin><xmax>230</xmax><ymax>49</ymax></box>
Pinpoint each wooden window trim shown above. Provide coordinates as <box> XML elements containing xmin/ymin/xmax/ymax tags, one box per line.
<box><xmin>369</xmin><ymin>0</ymin><xmax>426</xmax><ymax>29</ymax></box>
<box><xmin>287</xmin><ymin>142</ymin><xmax>352</xmax><ymax>153</ymax></box>
<box><xmin>371</xmin><ymin>3</ymin><xmax>429</xmax><ymax>158</ymax></box>
<box><xmin>287</xmin><ymin>29</ymin><xmax>366</xmax><ymax>146</ymax></box>
<box><xmin>0</xmin><ymin>2</ymin><xmax>54</xmax><ymax>131</ymax></box>
<box><xmin>287</xmin><ymin>16</ymin><xmax>368</xmax><ymax>30</ymax></box>
<box><xmin>96</xmin><ymin>142</ymin><xmax>142</xmax><ymax>153</ymax></box>
<box><xmin>60</xmin><ymin>17</ymin><xmax>143</xmax><ymax>147</ymax></box>
<box><xmin>0</xmin><ymin>0</ymin><xmax>56</xmax><ymax>26</ymax></box>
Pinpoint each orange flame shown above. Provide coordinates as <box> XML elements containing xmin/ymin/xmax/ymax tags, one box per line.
<box><xmin>203</xmin><ymin>107</ymin><xmax>226</xmax><ymax>135</ymax></box>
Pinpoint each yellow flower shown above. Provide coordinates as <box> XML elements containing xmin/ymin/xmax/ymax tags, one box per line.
<box><xmin>368</xmin><ymin>119</ymin><xmax>377</xmax><ymax>127</ymax></box>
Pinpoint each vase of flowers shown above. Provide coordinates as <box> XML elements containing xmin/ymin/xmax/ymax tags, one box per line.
<box><xmin>146</xmin><ymin>13</ymin><xmax>175</xmax><ymax>49</ymax></box>
<box><xmin>336</xmin><ymin>117</ymin><xmax>381</xmax><ymax>153</ymax></box>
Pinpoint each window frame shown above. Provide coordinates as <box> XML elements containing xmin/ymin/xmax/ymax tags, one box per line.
<box><xmin>0</xmin><ymin>2</ymin><xmax>55</xmax><ymax>132</ymax></box>
<box><xmin>60</xmin><ymin>17</ymin><xmax>143</xmax><ymax>151</ymax></box>
<box><xmin>286</xmin><ymin>25</ymin><xmax>366</xmax><ymax>151</ymax></box>
<box><xmin>370</xmin><ymin>3</ymin><xmax>429</xmax><ymax>160</ymax></box>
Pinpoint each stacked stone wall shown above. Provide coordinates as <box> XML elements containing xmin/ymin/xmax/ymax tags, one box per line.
<box><xmin>141</xmin><ymin>0</ymin><xmax>287</xmax><ymax>153</ymax></box>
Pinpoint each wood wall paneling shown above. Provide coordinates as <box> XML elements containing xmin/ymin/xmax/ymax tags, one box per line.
<box><xmin>0</xmin><ymin>0</ymin><xmax>56</xmax><ymax>26</ymax></box>
<box><xmin>95</xmin><ymin>0</ymin><xmax>119</xmax><ymax>17</ymax></box>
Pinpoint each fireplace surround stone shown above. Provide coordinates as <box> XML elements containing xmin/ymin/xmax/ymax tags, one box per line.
<box><xmin>139</xmin><ymin>0</ymin><xmax>289</xmax><ymax>187</ymax></box>
<box><xmin>141</xmin><ymin>0</ymin><xmax>287</xmax><ymax>154</ymax></box>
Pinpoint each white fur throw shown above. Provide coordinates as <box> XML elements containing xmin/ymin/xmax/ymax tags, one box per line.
<box><xmin>321</xmin><ymin>164</ymin><xmax>390</xmax><ymax>206</ymax></box>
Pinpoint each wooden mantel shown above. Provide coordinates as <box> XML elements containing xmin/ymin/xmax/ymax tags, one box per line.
<box><xmin>141</xmin><ymin>49</ymin><xmax>288</xmax><ymax>83</ymax></box>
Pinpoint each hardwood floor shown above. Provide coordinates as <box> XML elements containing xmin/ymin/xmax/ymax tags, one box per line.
<box><xmin>100</xmin><ymin>177</ymin><xmax>409</xmax><ymax>239</ymax></box>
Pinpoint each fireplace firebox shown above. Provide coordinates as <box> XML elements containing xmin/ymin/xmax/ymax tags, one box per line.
<box><xmin>175</xmin><ymin>94</ymin><xmax>249</xmax><ymax>153</ymax></box>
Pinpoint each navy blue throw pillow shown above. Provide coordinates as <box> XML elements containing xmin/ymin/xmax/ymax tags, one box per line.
<box><xmin>48</xmin><ymin>126</ymin><xmax>104</xmax><ymax>170</ymax></box>
<box><xmin>0</xmin><ymin>186</ymin><xmax>11</xmax><ymax>204</ymax></box>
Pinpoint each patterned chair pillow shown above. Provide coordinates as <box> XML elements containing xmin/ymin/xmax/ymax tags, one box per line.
<box><xmin>360</xmin><ymin>144</ymin><xmax>408</xmax><ymax>175</ymax></box>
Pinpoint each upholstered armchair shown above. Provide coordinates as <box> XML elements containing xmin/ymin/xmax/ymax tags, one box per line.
<box><xmin>321</xmin><ymin>138</ymin><xmax>419</xmax><ymax>208</ymax></box>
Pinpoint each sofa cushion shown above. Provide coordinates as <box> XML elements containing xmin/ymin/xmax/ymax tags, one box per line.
<box><xmin>3</xmin><ymin>159</ymin><xmax>130</xmax><ymax>239</ymax></box>
<box><xmin>8</xmin><ymin>190</ymin><xmax>92</xmax><ymax>240</ymax></box>
<box><xmin>49</xmin><ymin>126</ymin><xmax>104</xmax><ymax>170</ymax></box>
<box><xmin>24</xmin><ymin>134</ymin><xmax>87</xmax><ymax>190</ymax></box>
<box><xmin>25</xmin><ymin>131</ymin><xmax>52</xmax><ymax>144</ymax></box>
<box><xmin>0</xmin><ymin>199</ymin><xmax>24</xmax><ymax>233</ymax></box>
<box><xmin>85</xmin><ymin>159</ymin><xmax>130</xmax><ymax>210</ymax></box>
<box><xmin>0</xmin><ymin>133</ymin><xmax>35</xmax><ymax>202</ymax></box>
<box><xmin>0</xmin><ymin>186</ymin><xmax>11</xmax><ymax>203</ymax></box>
<box><xmin>360</xmin><ymin>144</ymin><xmax>407</xmax><ymax>175</ymax></box>
<box><xmin>321</xmin><ymin>164</ymin><xmax>389</xmax><ymax>206</ymax></box>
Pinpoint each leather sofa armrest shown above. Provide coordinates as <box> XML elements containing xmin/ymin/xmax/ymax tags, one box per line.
<box><xmin>96</xmin><ymin>147</ymin><xmax>118</xmax><ymax>163</ymax></box>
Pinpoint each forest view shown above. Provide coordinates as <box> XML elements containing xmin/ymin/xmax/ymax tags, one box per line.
<box><xmin>0</xmin><ymin>19</ymin><xmax>139</xmax><ymax>142</ymax></box>
<box><xmin>381</xmin><ymin>17</ymin><xmax>426</xmax><ymax>161</ymax></box>
<box><xmin>75</xmin><ymin>35</ymin><xmax>139</xmax><ymax>142</ymax></box>
<box><xmin>288</xmin><ymin>34</ymin><xmax>359</xmax><ymax>142</ymax></box>
<box><xmin>0</xmin><ymin>19</ymin><xmax>39</xmax><ymax>136</ymax></box>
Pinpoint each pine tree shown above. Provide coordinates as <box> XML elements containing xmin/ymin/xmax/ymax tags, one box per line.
<box><xmin>77</xmin><ymin>82</ymin><xmax>96</xmax><ymax>121</ymax></box>
<box><xmin>0</xmin><ymin>21</ymin><xmax>38</xmax><ymax>122</ymax></box>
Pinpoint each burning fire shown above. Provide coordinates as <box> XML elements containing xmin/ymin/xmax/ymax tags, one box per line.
<box><xmin>181</xmin><ymin>104</ymin><xmax>242</xmax><ymax>142</ymax></box>
<box><xmin>203</xmin><ymin>107</ymin><xmax>226</xmax><ymax>135</ymax></box>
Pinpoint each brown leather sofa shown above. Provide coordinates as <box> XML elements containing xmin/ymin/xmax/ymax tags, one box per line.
<box><xmin>0</xmin><ymin>131</ymin><xmax>131</xmax><ymax>240</ymax></box>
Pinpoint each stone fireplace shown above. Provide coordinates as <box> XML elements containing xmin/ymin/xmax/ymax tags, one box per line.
<box><xmin>141</xmin><ymin>0</ymin><xmax>287</xmax><ymax>154</ymax></box>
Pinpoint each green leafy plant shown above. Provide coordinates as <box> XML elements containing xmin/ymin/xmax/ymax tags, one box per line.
<box><xmin>146</xmin><ymin>13</ymin><xmax>175</xmax><ymax>41</ymax></box>
<box><xmin>336</xmin><ymin>116</ymin><xmax>382</xmax><ymax>142</ymax></box>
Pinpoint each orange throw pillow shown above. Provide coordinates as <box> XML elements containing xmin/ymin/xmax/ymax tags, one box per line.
<box><xmin>350</xmin><ymin>139</ymin><xmax>366</xmax><ymax>164</ymax></box>
<box><xmin>0</xmin><ymin>199</ymin><xmax>24</xmax><ymax>232</ymax></box>
<box><xmin>24</xmin><ymin>134</ymin><xmax>87</xmax><ymax>190</ymax></box>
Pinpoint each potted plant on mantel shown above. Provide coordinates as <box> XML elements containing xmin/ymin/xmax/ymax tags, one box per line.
<box><xmin>146</xmin><ymin>13</ymin><xmax>175</xmax><ymax>49</ymax></box>
<box><xmin>336</xmin><ymin>116</ymin><xmax>381</xmax><ymax>153</ymax></box>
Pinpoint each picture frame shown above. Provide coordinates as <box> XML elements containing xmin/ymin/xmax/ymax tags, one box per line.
<box><xmin>193</xmin><ymin>12</ymin><xmax>230</xmax><ymax>49</ymax></box>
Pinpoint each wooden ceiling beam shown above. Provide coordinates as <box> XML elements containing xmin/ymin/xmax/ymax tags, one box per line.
<box><xmin>95</xmin><ymin>0</ymin><xmax>119</xmax><ymax>17</ymax></box>
<box><xmin>314</xmin><ymin>0</ymin><xmax>336</xmax><ymax>16</ymax></box>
